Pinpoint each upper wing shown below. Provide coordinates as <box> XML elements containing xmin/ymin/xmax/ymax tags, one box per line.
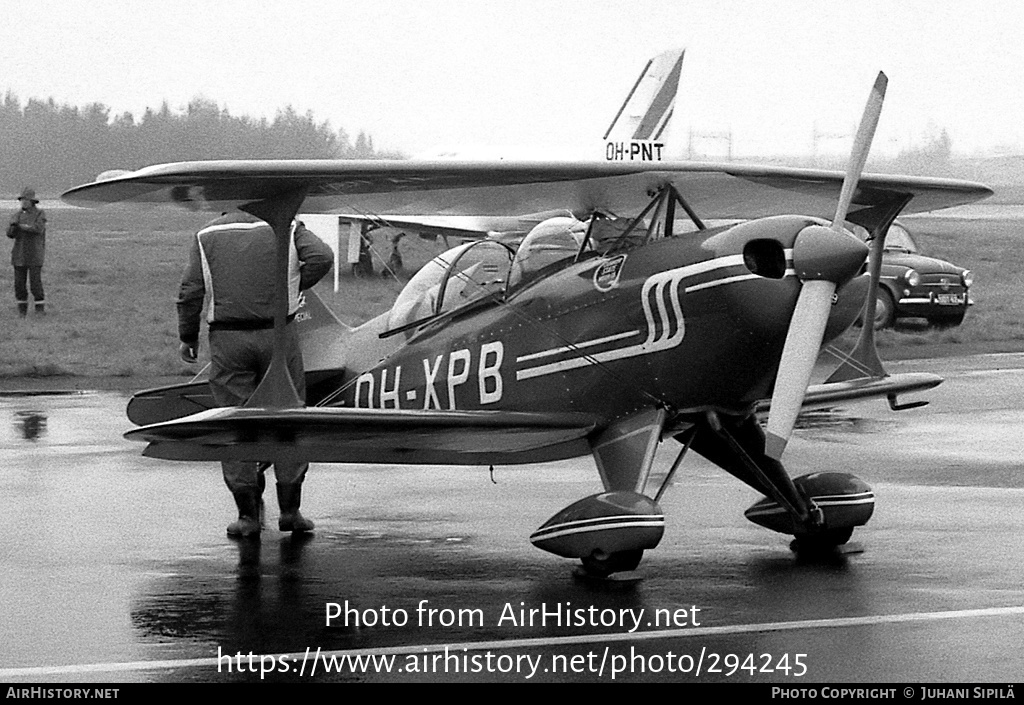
<box><xmin>62</xmin><ymin>160</ymin><xmax>993</xmax><ymax>221</ymax></box>
<box><xmin>126</xmin><ymin>405</ymin><xmax>599</xmax><ymax>466</ymax></box>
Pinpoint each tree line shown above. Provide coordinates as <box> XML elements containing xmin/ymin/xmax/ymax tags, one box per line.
<box><xmin>1</xmin><ymin>92</ymin><xmax>402</xmax><ymax>196</ymax></box>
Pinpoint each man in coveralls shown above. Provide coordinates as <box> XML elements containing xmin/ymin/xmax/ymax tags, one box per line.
<box><xmin>177</xmin><ymin>210</ymin><xmax>333</xmax><ymax>537</ymax></box>
<box><xmin>7</xmin><ymin>187</ymin><xmax>47</xmax><ymax>316</ymax></box>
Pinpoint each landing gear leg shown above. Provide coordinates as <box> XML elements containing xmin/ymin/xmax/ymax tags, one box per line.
<box><xmin>692</xmin><ymin>412</ymin><xmax>819</xmax><ymax>530</ymax></box>
<box><xmin>687</xmin><ymin>412</ymin><xmax>878</xmax><ymax>552</ymax></box>
<box><xmin>531</xmin><ymin>409</ymin><xmax>668</xmax><ymax>579</ymax></box>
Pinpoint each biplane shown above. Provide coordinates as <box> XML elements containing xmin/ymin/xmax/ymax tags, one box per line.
<box><xmin>62</xmin><ymin>72</ymin><xmax>991</xmax><ymax>576</ymax></box>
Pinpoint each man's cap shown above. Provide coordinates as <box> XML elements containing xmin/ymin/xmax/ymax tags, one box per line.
<box><xmin>17</xmin><ymin>187</ymin><xmax>38</xmax><ymax>203</ymax></box>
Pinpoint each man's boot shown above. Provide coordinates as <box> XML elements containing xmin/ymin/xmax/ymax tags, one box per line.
<box><xmin>16</xmin><ymin>302</ymin><xmax>27</xmax><ymax>317</ymax></box>
<box><xmin>34</xmin><ymin>301</ymin><xmax>45</xmax><ymax>316</ymax></box>
<box><xmin>227</xmin><ymin>488</ymin><xmax>262</xmax><ymax>538</ymax></box>
<box><xmin>277</xmin><ymin>483</ymin><xmax>315</xmax><ymax>533</ymax></box>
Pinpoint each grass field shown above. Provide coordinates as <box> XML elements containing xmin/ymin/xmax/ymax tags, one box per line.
<box><xmin>868</xmin><ymin>214</ymin><xmax>1024</xmax><ymax>354</ymax></box>
<box><xmin>0</xmin><ymin>206</ymin><xmax>1021</xmax><ymax>381</ymax></box>
<box><xmin>0</xmin><ymin>206</ymin><xmax>445</xmax><ymax>380</ymax></box>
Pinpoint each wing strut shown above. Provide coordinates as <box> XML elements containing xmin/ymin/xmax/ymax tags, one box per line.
<box><xmin>604</xmin><ymin>183</ymin><xmax>706</xmax><ymax>254</ymax></box>
<box><xmin>646</xmin><ymin>184</ymin><xmax>706</xmax><ymax>238</ymax></box>
<box><xmin>239</xmin><ymin>188</ymin><xmax>310</xmax><ymax>410</ymax></box>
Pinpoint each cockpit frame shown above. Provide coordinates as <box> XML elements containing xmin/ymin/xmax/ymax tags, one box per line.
<box><xmin>380</xmin><ymin>239</ymin><xmax>516</xmax><ymax>339</ymax></box>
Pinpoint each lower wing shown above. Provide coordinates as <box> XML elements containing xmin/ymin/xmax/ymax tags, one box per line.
<box><xmin>126</xmin><ymin>405</ymin><xmax>598</xmax><ymax>466</ymax></box>
<box><xmin>756</xmin><ymin>371</ymin><xmax>942</xmax><ymax>415</ymax></box>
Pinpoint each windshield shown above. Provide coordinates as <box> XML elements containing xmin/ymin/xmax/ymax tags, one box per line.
<box><xmin>508</xmin><ymin>216</ymin><xmax>588</xmax><ymax>288</ymax></box>
<box><xmin>847</xmin><ymin>221</ymin><xmax>919</xmax><ymax>253</ymax></box>
<box><xmin>388</xmin><ymin>240</ymin><xmax>514</xmax><ymax>330</ymax></box>
<box><xmin>884</xmin><ymin>223</ymin><xmax>918</xmax><ymax>253</ymax></box>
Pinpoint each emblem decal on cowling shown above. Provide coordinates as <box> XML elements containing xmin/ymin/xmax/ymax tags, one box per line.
<box><xmin>594</xmin><ymin>255</ymin><xmax>627</xmax><ymax>292</ymax></box>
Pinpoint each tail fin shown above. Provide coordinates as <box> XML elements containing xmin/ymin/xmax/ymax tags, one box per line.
<box><xmin>603</xmin><ymin>48</ymin><xmax>685</xmax><ymax>162</ymax></box>
<box><xmin>295</xmin><ymin>287</ymin><xmax>353</xmax><ymax>373</ymax></box>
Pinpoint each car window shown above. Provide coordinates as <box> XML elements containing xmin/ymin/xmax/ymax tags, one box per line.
<box><xmin>845</xmin><ymin>222</ymin><xmax>920</xmax><ymax>254</ymax></box>
<box><xmin>884</xmin><ymin>223</ymin><xmax>918</xmax><ymax>253</ymax></box>
<box><xmin>847</xmin><ymin>223</ymin><xmax>870</xmax><ymax>241</ymax></box>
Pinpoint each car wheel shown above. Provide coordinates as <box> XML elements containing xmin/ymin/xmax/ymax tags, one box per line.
<box><xmin>871</xmin><ymin>289</ymin><xmax>896</xmax><ymax>330</ymax></box>
<box><xmin>928</xmin><ymin>311</ymin><xmax>965</xmax><ymax>329</ymax></box>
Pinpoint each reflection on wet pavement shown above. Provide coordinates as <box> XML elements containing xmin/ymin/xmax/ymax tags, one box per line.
<box><xmin>126</xmin><ymin>522</ymin><xmax>662</xmax><ymax>677</ymax></box>
<box><xmin>794</xmin><ymin>408</ymin><xmax>899</xmax><ymax>433</ymax></box>
<box><xmin>14</xmin><ymin>410</ymin><xmax>47</xmax><ymax>440</ymax></box>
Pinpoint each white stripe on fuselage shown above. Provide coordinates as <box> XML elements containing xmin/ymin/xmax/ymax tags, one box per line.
<box><xmin>515</xmin><ymin>330</ymin><xmax>640</xmax><ymax>363</ymax></box>
<box><xmin>684</xmin><ymin>269</ymin><xmax>796</xmax><ymax>294</ymax></box>
<box><xmin>197</xmin><ymin>221</ymin><xmax>268</xmax><ymax>235</ymax></box>
<box><xmin>515</xmin><ymin>252</ymin><xmax>793</xmax><ymax>381</ymax></box>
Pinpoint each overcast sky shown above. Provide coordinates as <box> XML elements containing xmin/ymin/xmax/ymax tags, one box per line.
<box><xmin>3</xmin><ymin>0</ymin><xmax>1022</xmax><ymax>160</ymax></box>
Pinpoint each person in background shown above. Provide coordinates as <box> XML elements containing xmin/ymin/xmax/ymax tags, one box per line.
<box><xmin>177</xmin><ymin>209</ymin><xmax>333</xmax><ymax>538</ymax></box>
<box><xmin>352</xmin><ymin>223</ymin><xmax>374</xmax><ymax>277</ymax></box>
<box><xmin>7</xmin><ymin>187</ymin><xmax>47</xmax><ymax>317</ymax></box>
<box><xmin>384</xmin><ymin>231</ymin><xmax>406</xmax><ymax>277</ymax></box>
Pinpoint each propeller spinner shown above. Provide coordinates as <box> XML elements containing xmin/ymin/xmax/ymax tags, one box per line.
<box><xmin>764</xmin><ymin>72</ymin><xmax>887</xmax><ymax>461</ymax></box>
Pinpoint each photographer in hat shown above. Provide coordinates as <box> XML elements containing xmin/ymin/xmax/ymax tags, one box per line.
<box><xmin>7</xmin><ymin>187</ymin><xmax>47</xmax><ymax>316</ymax></box>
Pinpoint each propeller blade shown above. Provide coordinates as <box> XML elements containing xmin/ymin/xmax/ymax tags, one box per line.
<box><xmin>764</xmin><ymin>72</ymin><xmax>887</xmax><ymax>461</ymax></box>
<box><xmin>833</xmin><ymin>71</ymin><xmax>887</xmax><ymax>229</ymax></box>
<box><xmin>765</xmin><ymin>280</ymin><xmax>836</xmax><ymax>460</ymax></box>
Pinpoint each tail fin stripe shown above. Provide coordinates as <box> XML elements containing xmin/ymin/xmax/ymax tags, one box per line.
<box><xmin>603</xmin><ymin>59</ymin><xmax>654</xmax><ymax>141</ymax></box>
<box><xmin>652</xmin><ymin>107</ymin><xmax>675</xmax><ymax>141</ymax></box>
<box><xmin>631</xmin><ymin>52</ymin><xmax>685</xmax><ymax>140</ymax></box>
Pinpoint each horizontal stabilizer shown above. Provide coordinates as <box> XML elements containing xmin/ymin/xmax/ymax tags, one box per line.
<box><xmin>126</xmin><ymin>381</ymin><xmax>216</xmax><ymax>426</ymax></box>
<box><xmin>127</xmin><ymin>405</ymin><xmax>598</xmax><ymax>466</ymax></box>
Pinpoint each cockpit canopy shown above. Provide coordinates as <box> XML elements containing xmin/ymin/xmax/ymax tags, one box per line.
<box><xmin>386</xmin><ymin>216</ymin><xmax>596</xmax><ymax>333</ymax></box>
<box><xmin>388</xmin><ymin>239</ymin><xmax>515</xmax><ymax>331</ymax></box>
<box><xmin>507</xmin><ymin>216</ymin><xmax>588</xmax><ymax>288</ymax></box>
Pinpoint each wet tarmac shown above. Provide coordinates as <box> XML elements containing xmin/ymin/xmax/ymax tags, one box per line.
<box><xmin>2</xmin><ymin>353</ymin><xmax>1023</xmax><ymax>683</ymax></box>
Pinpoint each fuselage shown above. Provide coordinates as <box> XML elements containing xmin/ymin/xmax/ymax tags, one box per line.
<box><xmin>328</xmin><ymin>215</ymin><xmax>864</xmax><ymax>430</ymax></box>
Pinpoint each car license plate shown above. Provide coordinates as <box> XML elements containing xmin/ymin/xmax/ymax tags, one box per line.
<box><xmin>936</xmin><ymin>294</ymin><xmax>962</xmax><ymax>305</ymax></box>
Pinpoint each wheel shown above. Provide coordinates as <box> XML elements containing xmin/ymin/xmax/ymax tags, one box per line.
<box><xmin>871</xmin><ymin>289</ymin><xmax>896</xmax><ymax>330</ymax></box>
<box><xmin>580</xmin><ymin>549</ymin><xmax>644</xmax><ymax>577</ymax></box>
<box><xmin>789</xmin><ymin>527</ymin><xmax>854</xmax><ymax>555</ymax></box>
